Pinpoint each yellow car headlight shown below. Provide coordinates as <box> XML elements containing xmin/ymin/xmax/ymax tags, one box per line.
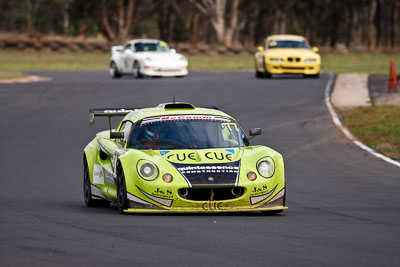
<box><xmin>270</xmin><ymin>57</ymin><xmax>284</xmax><ymax>62</ymax></box>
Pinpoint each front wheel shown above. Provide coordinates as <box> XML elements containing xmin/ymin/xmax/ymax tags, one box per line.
<box><xmin>303</xmin><ymin>73</ymin><xmax>319</xmax><ymax>78</ymax></box>
<box><xmin>83</xmin><ymin>157</ymin><xmax>109</xmax><ymax>207</ymax></box>
<box><xmin>116</xmin><ymin>164</ymin><xmax>128</xmax><ymax>214</ymax></box>
<box><xmin>255</xmin><ymin>69</ymin><xmax>264</xmax><ymax>78</ymax></box>
<box><xmin>133</xmin><ymin>62</ymin><xmax>143</xmax><ymax>78</ymax></box>
<box><xmin>262</xmin><ymin>57</ymin><xmax>272</xmax><ymax>78</ymax></box>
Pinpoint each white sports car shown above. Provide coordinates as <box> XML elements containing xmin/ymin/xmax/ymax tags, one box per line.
<box><xmin>109</xmin><ymin>39</ymin><xmax>188</xmax><ymax>78</ymax></box>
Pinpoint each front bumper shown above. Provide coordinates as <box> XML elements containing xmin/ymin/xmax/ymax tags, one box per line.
<box><xmin>266</xmin><ymin>63</ymin><xmax>320</xmax><ymax>75</ymax></box>
<box><xmin>124</xmin><ymin>186</ymin><xmax>287</xmax><ymax>213</ymax></box>
<box><xmin>141</xmin><ymin>66</ymin><xmax>188</xmax><ymax>77</ymax></box>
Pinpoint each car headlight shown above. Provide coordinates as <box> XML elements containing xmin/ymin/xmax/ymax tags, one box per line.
<box><xmin>137</xmin><ymin>159</ymin><xmax>159</xmax><ymax>181</ymax></box>
<box><xmin>304</xmin><ymin>58</ymin><xmax>317</xmax><ymax>62</ymax></box>
<box><xmin>179</xmin><ymin>55</ymin><xmax>187</xmax><ymax>61</ymax></box>
<box><xmin>269</xmin><ymin>57</ymin><xmax>283</xmax><ymax>62</ymax></box>
<box><xmin>256</xmin><ymin>157</ymin><xmax>275</xmax><ymax>178</ymax></box>
<box><xmin>144</xmin><ymin>57</ymin><xmax>152</xmax><ymax>62</ymax></box>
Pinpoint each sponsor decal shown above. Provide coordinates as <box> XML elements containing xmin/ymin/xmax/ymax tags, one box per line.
<box><xmin>221</xmin><ymin>123</ymin><xmax>239</xmax><ymax>132</ymax></box>
<box><xmin>142</xmin><ymin>115</ymin><xmax>231</xmax><ymax>125</ymax></box>
<box><xmin>103</xmin><ymin>108</ymin><xmax>133</xmax><ymax>114</ymax></box>
<box><xmin>249</xmin><ymin>184</ymin><xmax>268</xmax><ymax>196</ymax></box>
<box><xmin>201</xmin><ymin>201</ymin><xmax>231</xmax><ymax>211</ymax></box>
<box><xmin>105</xmin><ymin>170</ymin><xmax>115</xmax><ymax>184</ymax></box>
<box><xmin>172</xmin><ymin>161</ymin><xmax>240</xmax><ymax>187</ymax></box>
<box><xmin>225</xmin><ymin>149</ymin><xmax>235</xmax><ymax>154</ymax></box>
<box><xmin>137</xmin><ymin>186</ymin><xmax>173</xmax><ymax>207</ymax></box>
<box><xmin>249</xmin><ymin>185</ymin><xmax>277</xmax><ymax>205</ymax></box>
<box><xmin>166</xmin><ymin>152</ymin><xmax>197</xmax><ymax>161</ymax></box>
<box><xmin>152</xmin><ymin>188</ymin><xmax>173</xmax><ymax>199</ymax></box>
<box><xmin>177</xmin><ymin>165</ymin><xmax>239</xmax><ymax>174</ymax></box>
<box><xmin>204</xmin><ymin>151</ymin><xmax>233</xmax><ymax>161</ymax></box>
<box><xmin>92</xmin><ymin>164</ymin><xmax>104</xmax><ymax>185</ymax></box>
<box><xmin>159</xmin><ymin>150</ymin><xmax>171</xmax><ymax>156</ymax></box>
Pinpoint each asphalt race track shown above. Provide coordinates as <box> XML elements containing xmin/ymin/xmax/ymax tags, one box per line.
<box><xmin>1</xmin><ymin>71</ymin><xmax>399</xmax><ymax>266</ymax></box>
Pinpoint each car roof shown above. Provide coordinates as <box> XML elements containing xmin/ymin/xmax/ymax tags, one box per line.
<box><xmin>128</xmin><ymin>39</ymin><xmax>162</xmax><ymax>44</ymax></box>
<box><xmin>124</xmin><ymin>103</ymin><xmax>235</xmax><ymax>123</ymax></box>
<box><xmin>266</xmin><ymin>34</ymin><xmax>306</xmax><ymax>41</ymax></box>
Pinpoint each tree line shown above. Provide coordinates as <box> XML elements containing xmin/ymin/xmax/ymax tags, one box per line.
<box><xmin>0</xmin><ymin>0</ymin><xmax>398</xmax><ymax>49</ymax></box>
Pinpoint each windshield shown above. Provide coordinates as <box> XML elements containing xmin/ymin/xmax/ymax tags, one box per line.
<box><xmin>268</xmin><ymin>40</ymin><xmax>310</xmax><ymax>49</ymax></box>
<box><xmin>128</xmin><ymin>116</ymin><xmax>246</xmax><ymax>150</ymax></box>
<box><xmin>134</xmin><ymin>41</ymin><xmax>169</xmax><ymax>52</ymax></box>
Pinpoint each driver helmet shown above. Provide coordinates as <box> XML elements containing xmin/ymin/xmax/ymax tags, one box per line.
<box><xmin>144</xmin><ymin>123</ymin><xmax>168</xmax><ymax>140</ymax></box>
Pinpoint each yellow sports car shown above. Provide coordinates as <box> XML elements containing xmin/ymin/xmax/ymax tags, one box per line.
<box><xmin>254</xmin><ymin>34</ymin><xmax>320</xmax><ymax>78</ymax></box>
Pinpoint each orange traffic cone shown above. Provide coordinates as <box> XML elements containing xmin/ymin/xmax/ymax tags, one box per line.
<box><xmin>388</xmin><ymin>58</ymin><xmax>397</xmax><ymax>92</ymax></box>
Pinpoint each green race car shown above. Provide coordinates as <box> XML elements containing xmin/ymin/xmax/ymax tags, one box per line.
<box><xmin>83</xmin><ymin>102</ymin><xmax>287</xmax><ymax>214</ymax></box>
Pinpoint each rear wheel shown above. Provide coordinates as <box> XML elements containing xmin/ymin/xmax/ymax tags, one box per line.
<box><xmin>83</xmin><ymin>157</ymin><xmax>109</xmax><ymax>207</ymax></box>
<box><xmin>116</xmin><ymin>164</ymin><xmax>128</xmax><ymax>214</ymax></box>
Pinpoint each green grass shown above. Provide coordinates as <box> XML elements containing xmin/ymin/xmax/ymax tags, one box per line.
<box><xmin>0</xmin><ymin>71</ymin><xmax>26</xmax><ymax>79</ymax></box>
<box><xmin>321</xmin><ymin>52</ymin><xmax>400</xmax><ymax>74</ymax></box>
<box><xmin>341</xmin><ymin>106</ymin><xmax>400</xmax><ymax>161</ymax></box>
<box><xmin>188</xmin><ymin>54</ymin><xmax>253</xmax><ymax>70</ymax></box>
<box><xmin>1</xmin><ymin>51</ymin><xmax>399</xmax><ymax>79</ymax></box>
<box><xmin>0</xmin><ymin>51</ymin><xmax>109</xmax><ymax>73</ymax></box>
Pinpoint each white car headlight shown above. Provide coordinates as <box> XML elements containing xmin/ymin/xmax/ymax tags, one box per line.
<box><xmin>257</xmin><ymin>157</ymin><xmax>275</xmax><ymax>178</ymax></box>
<box><xmin>269</xmin><ymin>57</ymin><xmax>283</xmax><ymax>62</ymax></box>
<box><xmin>144</xmin><ymin>57</ymin><xmax>152</xmax><ymax>62</ymax></box>
<box><xmin>304</xmin><ymin>58</ymin><xmax>317</xmax><ymax>62</ymax></box>
<box><xmin>137</xmin><ymin>159</ymin><xmax>159</xmax><ymax>181</ymax></box>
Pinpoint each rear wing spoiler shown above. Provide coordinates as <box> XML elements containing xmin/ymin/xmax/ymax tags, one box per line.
<box><xmin>89</xmin><ymin>108</ymin><xmax>138</xmax><ymax>132</ymax></box>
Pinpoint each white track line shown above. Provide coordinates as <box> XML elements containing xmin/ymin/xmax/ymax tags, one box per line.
<box><xmin>324</xmin><ymin>73</ymin><xmax>400</xmax><ymax>168</ymax></box>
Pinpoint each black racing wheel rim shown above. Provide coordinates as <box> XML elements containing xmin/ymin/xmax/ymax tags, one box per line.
<box><xmin>117</xmin><ymin>166</ymin><xmax>128</xmax><ymax>212</ymax></box>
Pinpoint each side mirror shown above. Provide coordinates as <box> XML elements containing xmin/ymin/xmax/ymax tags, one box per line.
<box><xmin>110</xmin><ymin>132</ymin><xmax>124</xmax><ymax>139</ymax></box>
<box><xmin>257</xmin><ymin>46</ymin><xmax>264</xmax><ymax>52</ymax></box>
<box><xmin>312</xmin><ymin>47</ymin><xmax>319</xmax><ymax>53</ymax></box>
<box><xmin>170</xmin><ymin>48</ymin><xmax>176</xmax><ymax>54</ymax></box>
<box><xmin>249</xmin><ymin>128</ymin><xmax>261</xmax><ymax>138</ymax></box>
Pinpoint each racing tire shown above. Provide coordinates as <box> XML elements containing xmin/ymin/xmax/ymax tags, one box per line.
<box><xmin>303</xmin><ymin>73</ymin><xmax>319</xmax><ymax>78</ymax></box>
<box><xmin>255</xmin><ymin>70</ymin><xmax>264</xmax><ymax>78</ymax></box>
<box><xmin>83</xmin><ymin>157</ymin><xmax>109</xmax><ymax>207</ymax></box>
<box><xmin>262</xmin><ymin>56</ymin><xmax>272</xmax><ymax>78</ymax></box>
<box><xmin>116</xmin><ymin>164</ymin><xmax>129</xmax><ymax>214</ymax></box>
<box><xmin>109</xmin><ymin>61</ymin><xmax>122</xmax><ymax>78</ymax></box>
<box><xmin>133</xmin><ymin>61</ymin><xmax>143</xmax><ymax>78</ymax></box>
